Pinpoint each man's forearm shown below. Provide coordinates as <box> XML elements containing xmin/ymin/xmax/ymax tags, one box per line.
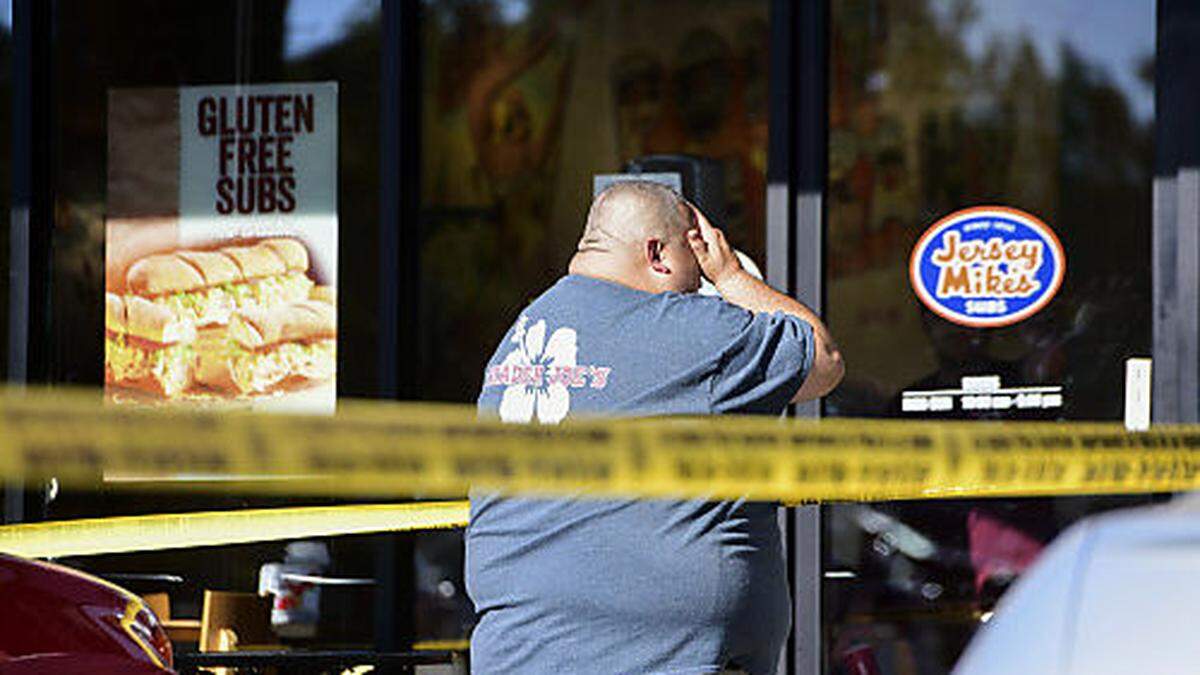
<box><xmin>716</xmin><ymin>269</ymin><xmax>844</xmax><ymax>399</ymax></box>
<box><xmin>686</xmin><ymin>205</ymin><xmax>844</xmax><ymax>399</ymax></box>
<box><xmin>715</xmin><ymin>270</ymin><xmax>833</xmax><ymax>343</ymax></box>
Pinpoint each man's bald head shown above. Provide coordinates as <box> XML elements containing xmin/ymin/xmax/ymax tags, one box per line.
<box><xmin>578</xmin><ymin>181</ymin><xmax>694</xmax><ymax>254</ymax></box>
<box><xmin>569</xmin><ymin>180</ymin><xmax>703</xmax><ymax>294</ymax></box>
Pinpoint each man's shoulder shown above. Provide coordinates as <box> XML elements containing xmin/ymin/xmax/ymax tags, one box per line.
<box><xmin>653</xmin><ymin>291</ymin><xmax>754</xmax><ymax>329</ymax></box>
<box><xmin>535</xmin><ymin>276</ymin><xmax>736</xmax><ymax>314</ymax></box>
<box><xmin>520</xmin><ymin>276</ymin><xmax>758</xmax><ymax>349</ymax></box>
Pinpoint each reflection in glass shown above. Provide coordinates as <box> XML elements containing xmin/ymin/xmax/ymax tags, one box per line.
<box><xmin>46</xmin><ymin>0</ymin><xmax>384</xmax><ymax>395</ymax></box>
<box><xmin>420</xmin><ymin>0</ymin><xmax>770</xmax><ymax>400</ymax></box>
<box><xmin>46</xmin><ymin>0</ymin><xmax>390</xmax><ymax>646</ymax></box>
<box><xmin>824</xmin><ymin>1</ymin><xmax>1155</xmax><ymax>672</ymax></box>
<box><xmin>285</xmin><ymin>0</ymin><xmax>377</xmax><ymax>60</ymax></box>
<box><xmin>826</xmin><ymin>0</ymin><xmax>1153</xmax><ymax>422</ymax></box>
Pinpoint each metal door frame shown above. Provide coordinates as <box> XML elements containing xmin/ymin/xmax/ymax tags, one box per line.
<box><xmin>1154</xmin><ymin>0</ymin><xmax>1200</xmax><ymax>424</ymax></box>
<box><xmin>766</xmin><ymin>1</ymin><xmax>826</xmax><ymax>674</ymax></box>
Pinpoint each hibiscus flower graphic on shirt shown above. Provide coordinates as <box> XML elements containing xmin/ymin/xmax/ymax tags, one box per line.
<box><xmin>484</xmin><ymin>316</ymin><xmax>611</xmax><ymax>424</ymax></box>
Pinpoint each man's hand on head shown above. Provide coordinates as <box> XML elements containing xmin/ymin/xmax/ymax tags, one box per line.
<box><xmin>684</xmin><ymin>204</ymin><xmax>845</xmax><ymax>401</ymax></box>
<box><xmin>686</xmin><ymin>206</ymin><xmax>744</xmax><ymax>288</ymax></box>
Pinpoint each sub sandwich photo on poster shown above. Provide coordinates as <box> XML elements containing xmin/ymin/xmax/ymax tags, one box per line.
<box><xmin>104</xmin><ymin>82</ymin><xmax>338</xmax><ymax>412</ymax></box>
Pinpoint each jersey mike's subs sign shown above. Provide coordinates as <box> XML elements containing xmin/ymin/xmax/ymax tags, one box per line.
<box><xmin>105</xmin><ymin>82</ymin><xmax>338</xmax><ymax>411</ymax></box>
<box><xmin>909</xmin><ymin>206</ymin><xmax>1065</xmax><ymax>328</ymax></box>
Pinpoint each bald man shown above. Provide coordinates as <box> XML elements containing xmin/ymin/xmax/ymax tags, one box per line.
<box><xmin>469</xmin><ymin>181</ymin><xmax>844</xmax><ymax>674</ymax></box>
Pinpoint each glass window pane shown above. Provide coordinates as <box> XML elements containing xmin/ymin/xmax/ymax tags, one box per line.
<box><xmin>44</xmin><ymin>0</ymin><xmax>385</xmax><ymax>645</ymax></box>
<box><xmin>826</xmin><ymin>0</ymin><xmax>1154</xmax><ymax>420</ymax></box>
<box><xmin>49</xmin><ymin>0</ymin><xmax>381</xmax><ymax>397</ymax></box>
<box><xmin>823</xmin><ymin>1</ymin><xmax>1157</xmax><ymax>672</ymax></box>
<box><xmin>419</xmin><ymin>0</ymin><xmax>771</xmax><ymax>401</ymax></box>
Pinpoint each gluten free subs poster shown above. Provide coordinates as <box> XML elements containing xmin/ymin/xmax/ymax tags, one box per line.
<box><xmin>105</xmin><ymin>82</ymin><xmax>338</xmax><ymax>411</ymax></box>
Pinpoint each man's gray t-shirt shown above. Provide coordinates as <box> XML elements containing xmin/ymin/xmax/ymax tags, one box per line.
<box><xmin>469</xmin><ymin>274</ymin><xmax>815</xmax><ymax>674</ymax></box>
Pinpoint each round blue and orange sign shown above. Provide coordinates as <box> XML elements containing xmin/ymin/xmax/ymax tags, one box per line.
<box><xmin>909</xmin><ymin>206</ymin><xmax>1065</xmax><ymax>328</ymax></box>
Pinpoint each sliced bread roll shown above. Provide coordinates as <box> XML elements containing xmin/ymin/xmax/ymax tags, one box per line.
<box><xmin>105</xmin><ymin>292</ymin><xmax>196</xmax><ymax>344</ymax></box>
<box><xmin>176</xmin><ymin>250</ymin><xmax>242</xmax><ymax>286</ymax></box>
<box><xmin>124</xmin><ymin>295</ymin><xmax>197</xmax><ymax>345</ymax></box>
<box><xmin>196</xmin><ymin>301</ymin><xmax>336</xmax><ymax>394</ymax></box>
<box><xmin>105</xmin><ymin>294</ymin><xmax>196</xmax><ymax>398</ymax></box>
<box><xmin>122</xmin><ymin>238</ymin><xmax>311</xmax><ymax>297</ymax></box>
<box><xmin>106</xmin><ymin>293</ymin><xmax>127</xmax><ymax>336</ymax></box>
<box><xmin>261</xmin><ymin>238</ymin><xmax>310</xmax><ymax>272</ymax></box>
<box><xmin>229</xmin><ymin>301</ymin><xmax>336</xmax><ymax>350</ymax></box>
<box><xmin>126</xmin><ymin>254</ymin><xmax>206</xmax><ymax>295</ymax></box>
<box><xmin>221</xmin><ymin>244</ymin><xmax>288</xmax><ymax>278</ymax></box>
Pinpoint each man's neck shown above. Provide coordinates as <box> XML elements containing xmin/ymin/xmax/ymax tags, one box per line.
<box><xmin>568</xmin><ymin>253</ymin><xmax>652</xmax><ymax>293</ymax></box>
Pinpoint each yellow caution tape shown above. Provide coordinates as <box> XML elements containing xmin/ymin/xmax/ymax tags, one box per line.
<box><xmin>2</xmin><ymin>387</ymin><xmax>1199</xmax><ymax>503</ymax></box>
<box><xmin>0</xmin><ymin>501</ymin><xmax>470</xmax><ymax>558</ymax></box>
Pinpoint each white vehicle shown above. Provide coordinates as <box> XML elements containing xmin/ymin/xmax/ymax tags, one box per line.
<box><xmin>953</xmin><ymin>499</ymin><xmax>1200</xmax><ymax>675</ymax></box>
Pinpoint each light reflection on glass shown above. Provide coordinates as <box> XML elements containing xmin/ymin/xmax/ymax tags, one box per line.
<box><xmin>823</xmin><ymin>1</ymin><xmax>1156</xmax><ymax>673</ymax></box>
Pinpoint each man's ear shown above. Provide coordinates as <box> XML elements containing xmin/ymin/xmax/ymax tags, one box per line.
<box><xmin>646</xmin><ymin>238</ymin><xmax>670</xmax><ymax>275</ymax></box>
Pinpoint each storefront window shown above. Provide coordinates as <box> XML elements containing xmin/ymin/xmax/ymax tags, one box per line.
<box><xmin>823</xmin><ymin>1</ymin><xmax>1156</xmax><ymax>671</ymax></box>
<box><xmin>48</xmin><ymin>0</ymin><xmax>381</xmax><ymax>396</ymax></box>
<box><xmin>419</xmin><ymin>0</ymin><xmax>770</xmax><ymax>400</ymax></box>
<box><xmin>43</xmin><ymin>0</ymin><xmax>389</xmax><ymax>643</ymax></box>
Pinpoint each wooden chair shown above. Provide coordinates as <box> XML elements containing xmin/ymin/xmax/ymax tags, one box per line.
<box><xmin>195</xmin><ymin>591</ymin><xmax>281</xmax><ymax>675</ymax></box>
<box><xmin>141</xmin><ymin>592</ymin><xmax>201</xmax><ymax>643</ymax></box>
<box><xmin>198</xmin><ymin>590</ymin><xmax>278</xmax><ymax>653</ymax></box>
